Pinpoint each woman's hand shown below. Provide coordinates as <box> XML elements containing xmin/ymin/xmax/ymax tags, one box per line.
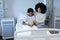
<box><xmin>33</xmin><ymin>20</ymin><xmax>37</xmax><ymax>25</ymax></box>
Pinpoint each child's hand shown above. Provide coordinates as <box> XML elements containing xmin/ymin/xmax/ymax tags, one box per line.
<box><xmin>28</xmin><ymin>21</ymin><xmax>34</xmax><ymax>27</ymax></box>
<box><xmin>23</xmin><ymin>21</ymin><xmax>28</xmax><ymax>25</ymax></box>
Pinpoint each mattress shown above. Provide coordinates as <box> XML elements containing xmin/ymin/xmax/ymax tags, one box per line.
<box><xmin>14</xmin><ymin>28</ymin><xmax>60</xmax><ymax>40</ymax></box>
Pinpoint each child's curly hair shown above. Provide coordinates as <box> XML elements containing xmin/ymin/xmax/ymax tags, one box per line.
<box><xmin>27</xmin><ymin>8</ymin><xmax>34</xmax><ymax>15</ymax></box>
<box><xmin>35</xmin><ymin>3</ymin><xmax>47</xmax><ymax>14</ymax></box>
<box><xmin>27</xmin><ymin>8</ymin><xmax>34</xmax><ymax>13</ymax></box>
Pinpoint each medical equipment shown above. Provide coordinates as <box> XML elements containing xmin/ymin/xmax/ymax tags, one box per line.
<box><xmin>14</xmin><ymin>28</ymin><xmax>60</xmax><ymax>40</ymax></box>
<box><xmin>0</xmin><ymin>0</ymin><xmax>4</xmax><ymax>36</ymax></box>
<box><xmin>54</xmin><ymin>18</ymin><xmax>60</xmax><ymax>29</ymax></box>
<box><xmin>1</xmin><ymin>18</ymin><xmax>15</xmax><ymax>40</ymax></box>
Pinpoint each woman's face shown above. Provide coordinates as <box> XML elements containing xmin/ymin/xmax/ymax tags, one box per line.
<box><xmin>37</xmin><ymin>8</ymin><xmax>41</xmax><ymax>13</ymax></box>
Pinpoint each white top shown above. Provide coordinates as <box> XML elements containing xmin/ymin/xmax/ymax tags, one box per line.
<box><xmin>24</xmin><ymin>15</ymin><xmax>35</xmax><ymax>24</ymax></box>
<box><xmin>35</xmin><ymin>12</ymin><xmax>46</xmax><ymax>24</ymax></box>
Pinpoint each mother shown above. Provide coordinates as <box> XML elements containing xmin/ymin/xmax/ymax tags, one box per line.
<box><xmin>34</xmin><ymin>3</ymin><xmax>47</xmax><ymax>28</ymax></box>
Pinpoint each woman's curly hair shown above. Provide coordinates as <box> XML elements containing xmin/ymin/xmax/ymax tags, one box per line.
<box><xmin>35</xmin><ymin>3</ymin><xmax>47</xmax><ymax>14</ymax></box>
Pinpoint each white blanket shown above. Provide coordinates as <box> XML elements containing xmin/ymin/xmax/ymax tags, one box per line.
<box><xmin>16</xmin><ymin>23</ymin><xmax>60</xmax><ymax>36</ymax></box>
<box><xmin>16</xmin><ymin>24</ymin><xmax>38</xmax><ymax>31</ymax></box>
<box><xmin>16</xmin><ymin>24</ymin><xmax>39</xmax><ymax>36</ymax></box>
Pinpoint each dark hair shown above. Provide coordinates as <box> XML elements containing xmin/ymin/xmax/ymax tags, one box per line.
<box><xmin>27</xmin><ymin>8</ymin><xmax>34</xmax><ymax>13</ymax></box>
<box><xmin>35</xmin><ymin>3</ymin><xmax>47</xmax><ymax>14</ymax></box>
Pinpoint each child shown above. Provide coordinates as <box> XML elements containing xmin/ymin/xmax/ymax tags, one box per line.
<box><xmin>16</xmin><ymin>8</ymin><xmax>36</xmax><ymax>31</ymax></box>
<box><xmin>23</xmin><ymin>8</ymin><xmax>35</xmax><ymax>27</ymax></box>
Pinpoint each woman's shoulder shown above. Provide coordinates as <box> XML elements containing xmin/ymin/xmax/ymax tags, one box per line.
<box><xmin>34</xmin><ymin>12</ymin><xmax>46</xmax><ymax>15</ymax></box>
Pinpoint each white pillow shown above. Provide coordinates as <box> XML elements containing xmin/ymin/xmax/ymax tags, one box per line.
<box><xmin>17</xmin><ymin>12</ymin><xmax>27</xmax><ymax>24</ymax></box>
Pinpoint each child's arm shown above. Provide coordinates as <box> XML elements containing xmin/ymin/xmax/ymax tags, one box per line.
<box><xmin>23</xmin><ymin>21</ymin><xmax>34</xmax><ymax>27</ymax></box>
<box><xmin>23</xmin><ymin>21</ymin><xmax>31</xmax><ymax>26</ymax></box>
<box><xmin>23</xmin><ymin>21</ymin><xmax>28</xmax><ymax>25</ymax></box>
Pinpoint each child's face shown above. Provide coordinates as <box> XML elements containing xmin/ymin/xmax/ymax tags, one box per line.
<box><xmin>28</xmin><ymin>12</ymin><xmax>33</xmax><ymax>16</ymax></box>
<box><xmin>37</xmin><ymin>8</ymin><xmax>41</xmax><ymax>13</ymax></box>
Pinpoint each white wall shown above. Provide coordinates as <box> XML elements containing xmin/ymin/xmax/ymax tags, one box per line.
<box><xmin>4</xmin><ymin>0</ymin><xmax>14</xmax><ymax>18</ymax></box>
<box><xmin>13</xmin><ymin>0</ymin><xmax>45</xmax><ymax>18</ymax></box>
<box><xmin>54</xmin><ymin>0</ymin><xmax>60</xmax><ymax>17</ymax></box>
<box><xmin>4</xmin><ymin>0</ymin><xmax>44</xmax><ymax>18</ymax></box>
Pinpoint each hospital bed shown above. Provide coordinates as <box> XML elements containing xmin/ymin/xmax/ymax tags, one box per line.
<box><xmin>14</xmin><ymin>28</ymin><xmax>60</xmax><ymax>40</ymax></box>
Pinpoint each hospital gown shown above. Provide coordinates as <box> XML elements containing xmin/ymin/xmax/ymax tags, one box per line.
<box><xmin>24</xmin><ymin>15</ymin><xmax>35</xmax><ymax>24</ymax></box>
<box><xmin>21</xmin><ymin>15</ymin><xmax>38</xmax><ymax>30</ymax></box>
<box><xmin>16</xmin><ymin>13</ymin><xmax>38</xmax><ymax>31</ymax></box>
